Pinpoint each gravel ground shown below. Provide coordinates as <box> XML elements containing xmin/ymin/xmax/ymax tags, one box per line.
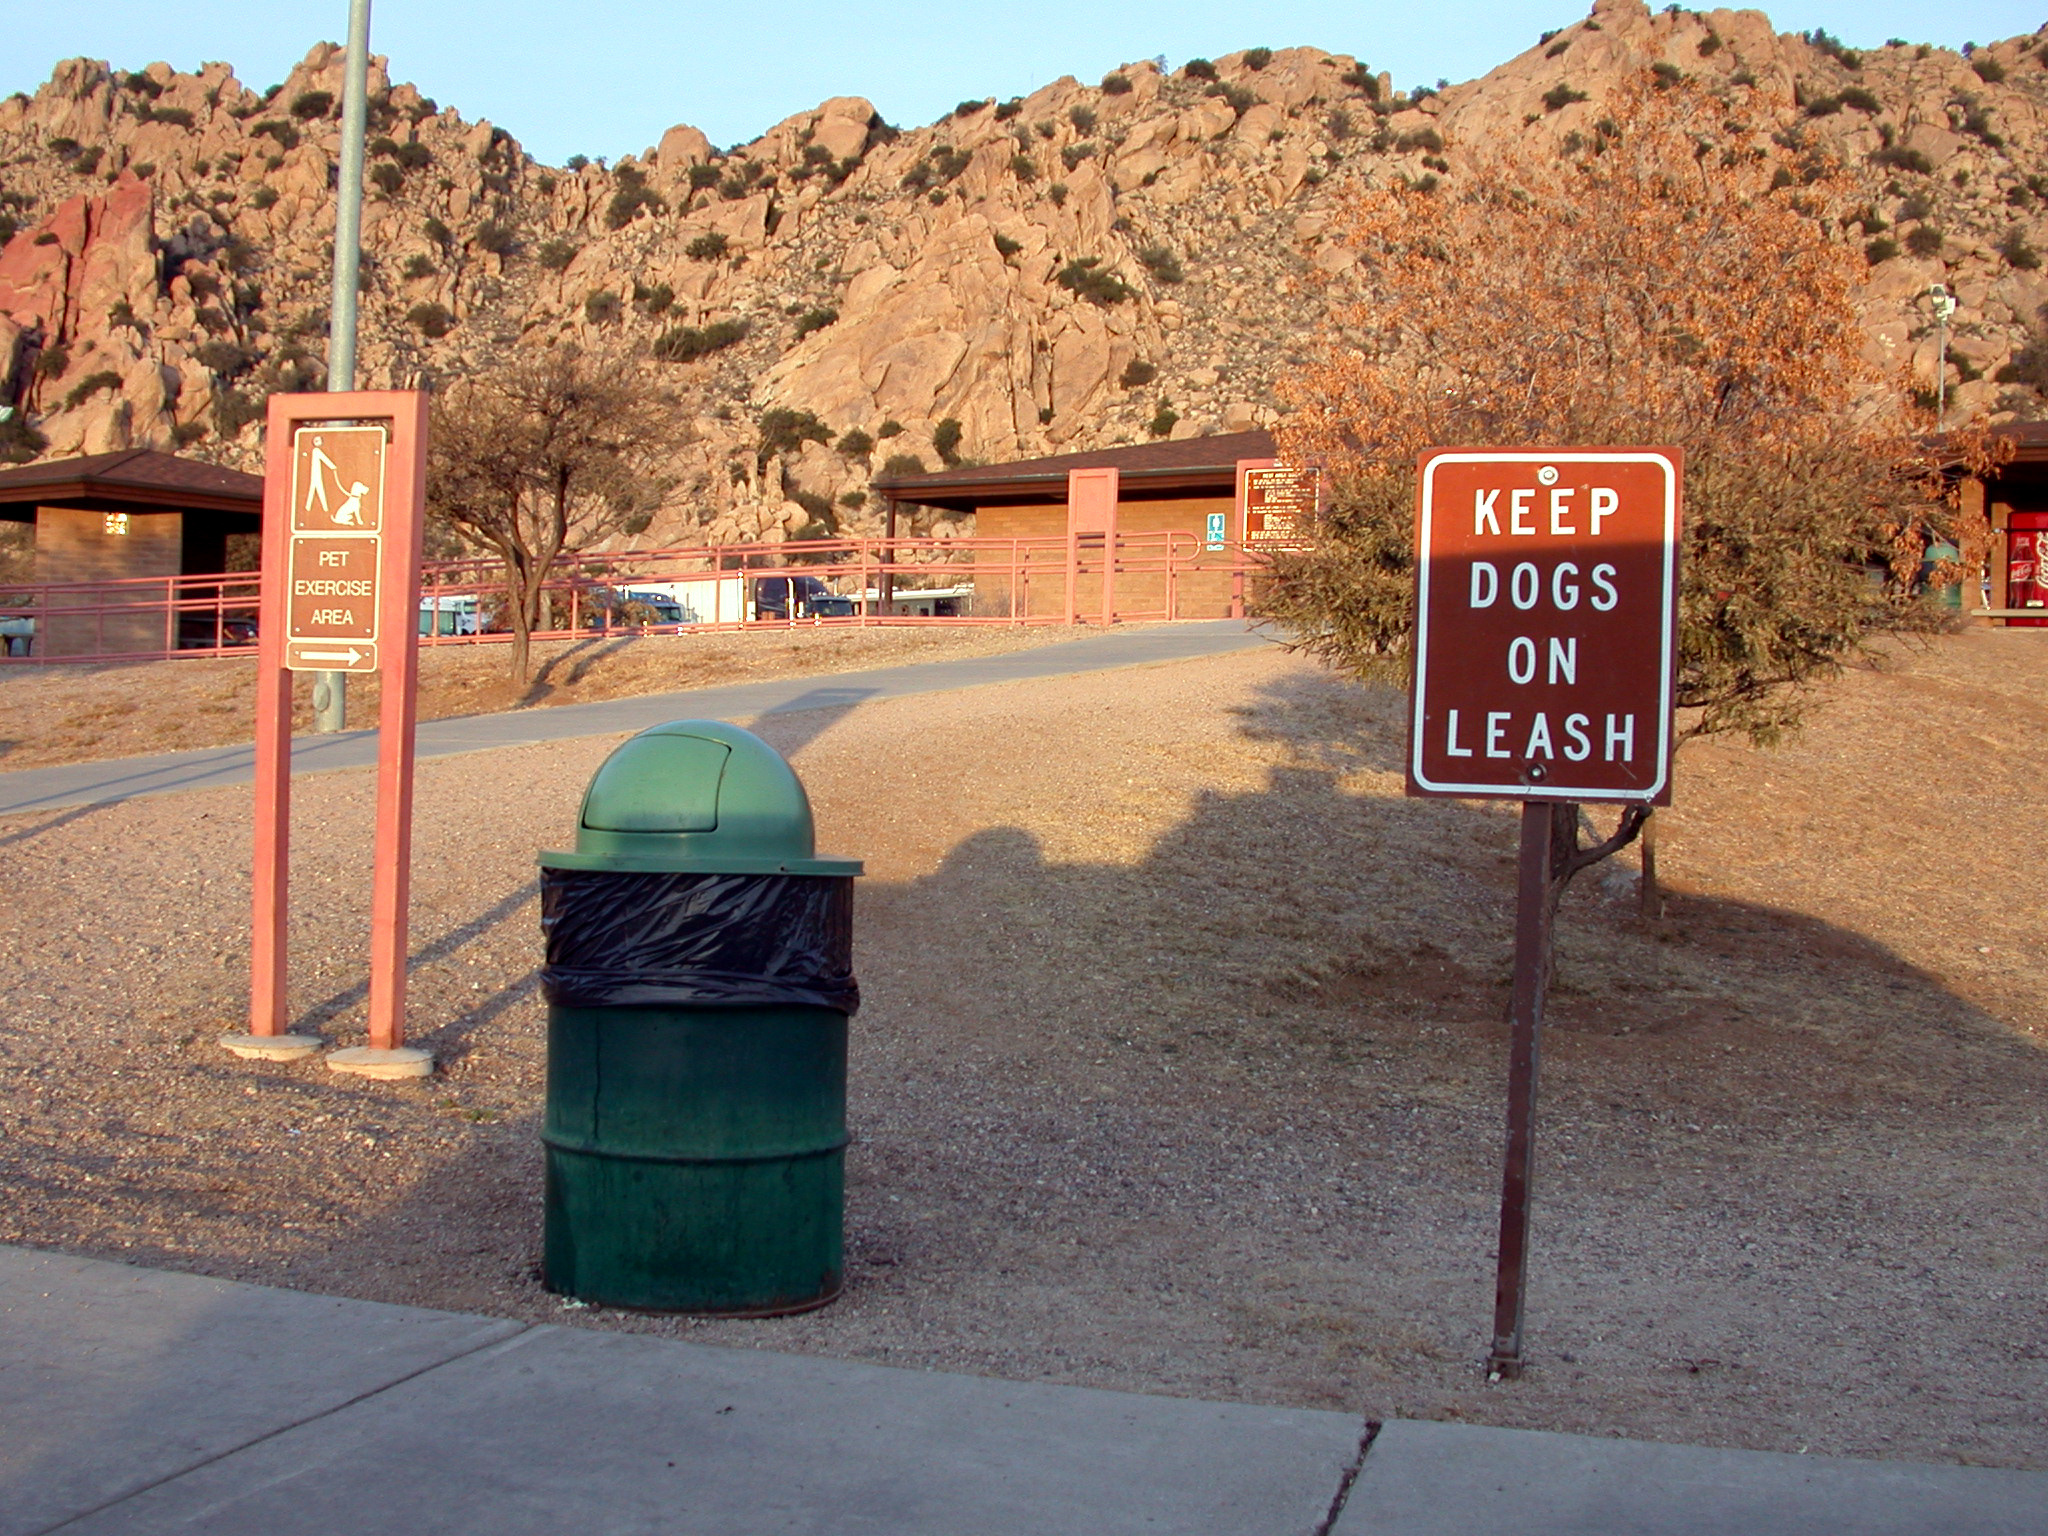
<box><xmin>0</xmin><ymin>629</ymin><xmax>2043</xmax><ymax>1468</ymax></box>
<box><xmin>0</xmin><ymin>622</ymin><xmax>1083</xmax><ymax>770</ymax></box>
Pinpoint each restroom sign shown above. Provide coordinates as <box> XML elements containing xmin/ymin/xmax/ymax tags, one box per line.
<box><xmin>284</xmin><ymin>424</ymin><xmax>388</xmax><ymax>672</ymax></box>
<box><xmin>1407</xmin><ymin>449</ymin><xmax>1681</xmax><ymax>803</ymax></box>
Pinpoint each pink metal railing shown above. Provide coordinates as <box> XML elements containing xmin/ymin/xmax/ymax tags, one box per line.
<box><xmin>0</xmin><ymin>531</ymin><xmax>1263</xmax><ymax>664</ymax></box>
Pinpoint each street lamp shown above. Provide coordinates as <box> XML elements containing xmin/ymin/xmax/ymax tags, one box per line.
<box><xmin>1929</xmin><ymin>282</ymin><xmax>1957</xmax><ymax>431</ymax></box>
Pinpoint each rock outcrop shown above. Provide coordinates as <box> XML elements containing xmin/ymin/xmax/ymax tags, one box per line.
<box><xmin>3</xmin><ymin>1</ymin><xmax>2047</xmax><ymax>543</ymax></box>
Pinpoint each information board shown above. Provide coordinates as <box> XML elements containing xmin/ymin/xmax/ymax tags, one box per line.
<box><xmin>284</xmin><ymin>423</ymin><xmax>387</xmax><ymax>672</ymax></box>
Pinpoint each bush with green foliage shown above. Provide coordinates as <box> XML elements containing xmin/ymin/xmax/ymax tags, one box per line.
<box><xmin>1068</xmin><ymin>105</ymin><xmax>1097</xmax><ymax>133</ymax></box>
<box><xmin>1864</xmin><ymin>237</ymin><xmax>1900</xmax><ymax>264</ymax></box>
<box><xmin>1998</xmin><ymin>229</ymin><xmax>2042</xmax><ymax>270</ymax></box>
<box><xmin>839</xmin><ymin>490</ymin><xmax>867</xmax><ymax>509</ymax></box>
<box><xmin>995</xmin><ymin>97</ymin><xmax>1024</xmax><ymax>120</ymax></box>
<box><xmin>1542</xmin><ymin>83</ymin><xmax>1589</xmax><ymax>112</ymax></box>
<box><xmin>473</xmin><ymin>221</ymin><xmax>516</xmax><ymax>255</ymax></box>
<box><xmin>251</xmin><ymin>120</ymin><xmax>298</xmax><ymax>149</ymax></box>
<box><xmin>141</xmin><ymin>104</ymin><xmax>194</xmax><ymax>128</ymax></box>
<box><xmin>1102</xmin><ymin>72</ymin><xmax>1132</xmax><ymax>94</ymax></box>
<box><xmin>1183</xmin><ymin>58</ymin><xmax>1217</xmax><ymax>80</ymax></box>
<box><xmin>401</xmin><ymin>253</ymin><xmax>435</xmax><ymax>279</ymax></box>
<box><xmin>1136</xmin><ymin>244</ymin><xmax>1184</xmax><ymax>283</ymax></box>
<box><xmin>1243</xmin><ymin>47</ymin><xmax>1273</xmax><ymax>70</ymax></box>
<box><xmin>605</xmin><ymin>166</ymin><xmax>667</xmax><ymax>229</ymax></box>
<box><xmin>1840</xmin><ymin>86</ymin><xmax>1882</xmax><ymax>113</ymax></box>
<box><xmin>407</xmin><ymin>302</ymin><xmax>455</xmax><ymax>338</ymax></box>
<box><xmin>536</xmin><ymin>238</ymin><xmax>578</xmax><ymax>271</ymax></box>
<box><xmin>1147</xmin><ymin>399</ymin><xmax>1178</xmax><ymax>437</ymax></box>
<box><xmin>289</xmin><ymin>90</ymin><xmax>334</xmax><ymax>120</ymax></box>
<box><xmin>60</xmin><ymin>370</ymin><xmax>123</xmax><ymax>411</ymax></box>
<box><xmin>1048</xmin><ymin>182</ymin><xmax>1069</xmax><ymax>206</ymax></box>
<box><xmin>584</xmin><ymin>290</ymin><xmax>622</xmax><ymax>324</ymax></box>
<box><xmin>1061</xmin><ymin>142</ymin><xmax>1095</xmax><ymax>171</ymax></box>
<box><xmin>954</xmin><ymin>98</ymin><xmax>991</xmax><ymax>118</ymax></box>
<box><xmin>759</xmin><ymin>407</ymin><xmax>835</xmax><ymax>458</ymax></box>
<box><xmin>1056</xmin><ymin>256</ymin><xmax>1134</xmax><ymax>305</ymax></box>
<box><xmin>0</xmin><ymin>413</ymin><xmax>48</xmax><ymax>465</ymax></box>
<box><xmin>837</xmin><ymin>428</ymin><xmax>875</xmax><ymax>459</ymax></box>
<box><xmin>993</xmin><ymin>231</ymin><xmax>1022</xmax><ymax>257</ymax></box>
<box><xmin>687</xmin><ymin>162</ymin><xmax>721</xmax><ymax>189</ymax></box>
<box><xmin>34</xmin><ymin>343</ymin><xmax>69</xmax><ymax>379</ymax></box>
<box><xmin>877</xmin><ymin>419</ymin><xmax>904</xmax><ymax>438</ymax></box>
<box><xmin>1904</xmin><ymin>225</ymin><xmax>1944</xmax><ymax>257</ymax></box>
<box><xmin>685</xmin><ymin>231</ymin><xmax>729</xmax><ymax>261</ymax></box>
<box><xmin>248</xmin><ymin>185</ymin><xmax>278</xmax><ymax>210</ymax></box>
<box><xmin>932</xmin><ymin>417</ymin><xmax>964</xmax><ymax>464</ymax></box>
<box><xmin>1339</xmin><ymin>64</ymin><xmax>1380</xmax><ymax>98</ymax></box>
<box><xmin>792</xmin><ymin>306</ymin><xmax>838</xmax><ymax>338</ymax></box>
<box><xmin>652</xmin><ymin>318</ymin><xmax>749</xmax><ymax>361</ymax></box>
<box><xmin>1994</xmin><ymin>307</ymin><xmax>2048</xmax><ymax>389</ymax></box>
<box><xmin>1972</xmin><ymin>55</ymin><xmax>2007</xmax><ymax>83</ymax></box>
<box><xmin>194</xmin><ymin>339</ymin><xmax>252</xmax><ymax>375</ymax></box>
<box><xmin>1804</xmin><ymin>28</ymin><xmax>1861</xmax><ymax>69</ymax></box>
<box><xmin>1393</xmin><ymin>126</ymin><xmax>1443</xmax><ymax>153</ymax></box>
<box><xmin>1009</xmin><ymin>152</ymin><xmax>1036</xmax><ymax>181</ymax></box>
<box><xmin>1119</xmin><ymin>358</ymin><xmax>1157</xmax><ymax>388</ymax></box>
<box><xmin>633</xmin><ymin>282</ymin><xmax>674</xmax><ymax>316</ymax></box>
<box><xmin>879</xmin><ymin>452</ymin><xmax>928</xmax><ymax>479</ymax></box>
<box><xmin>1873</xmin><ymin>144</ymin><xmax>1932</xmax><ymax>174</ymax></box>
<box><xmin>368</xmin><ymin>162</ymin><xmax>403</xmax><ymax>195</ymax></box>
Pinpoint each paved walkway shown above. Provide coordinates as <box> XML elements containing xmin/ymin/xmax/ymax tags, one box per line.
<box><xmin>2</xmin><ymin>1246</ymin><xmax>2040</xmax><ymax>1536</ymax></box>
<box><xmin>0</xmin><ymin>623</ymin><xmax>1271</xmax><ymax>818</ymax></box>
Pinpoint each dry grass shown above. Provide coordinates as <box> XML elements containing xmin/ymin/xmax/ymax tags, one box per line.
<box><xmin>0</xmin><ymin>628</ymin><xmax>2043</xmax><ymax>1467</ymax></box>
<box><xmin>0</xmin><ymin>624</ymin><xmax>1085</xmax><ymax>771</ymax></box>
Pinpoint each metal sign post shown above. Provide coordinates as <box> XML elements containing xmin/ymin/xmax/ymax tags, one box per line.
<box><xmin>1406</xmin><ymin>447</ymin><xmax>1681</xmax><ymax>1378</ymax></box>
<box><xmin>222</xmin><ymin>390</ymin><xmax>430</xmax><ymax>1079</ymax></box>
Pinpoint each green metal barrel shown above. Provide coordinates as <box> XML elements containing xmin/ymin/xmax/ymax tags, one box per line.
<box><xmin>542</xmin><ymin>1001</ymin><xmax>846</xmax><ymax>1314</ymax></box>
<box><xmin>537</xmin><ymin>720</ymin><xmax>861</xmax><ymax>1315</ymax></box>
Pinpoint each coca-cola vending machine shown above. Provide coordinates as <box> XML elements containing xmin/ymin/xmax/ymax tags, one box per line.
<box><xmin>2011</xmin><ymin>511</ymin><xmax>2048</xmax><ymax>627</ymax></box>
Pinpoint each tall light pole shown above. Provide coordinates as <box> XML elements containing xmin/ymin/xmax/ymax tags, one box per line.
<box><xmin>313</xmin><ymin>0</ymin><xmax>373</xmax><ymax>734</ymax></box>
<box><xmin>1929</xmin><ymin>282</ymin><xmax>1956</xmax><ymax>433</ymax></box>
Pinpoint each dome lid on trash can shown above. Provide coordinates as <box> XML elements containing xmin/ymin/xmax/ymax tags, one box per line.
<box><xmin>538</xmin><ymin>720</ymin><xmax>862</xmax><ymax>875</ymax></box>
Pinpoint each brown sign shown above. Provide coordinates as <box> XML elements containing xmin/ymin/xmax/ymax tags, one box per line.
<box><xmin>1239</xmin><ymin>462</ymin><xmax>1320</xmax><ymax>550</ymax></box>
<box><xmin>284</xmin><ymin>423</ymin><xmax>387</xmax><ymax>673</ymax></box>
<box><xmin>1408</xmin><ymin>449</ymin><xmax>1681</xmax><ymax>803</ymax></box>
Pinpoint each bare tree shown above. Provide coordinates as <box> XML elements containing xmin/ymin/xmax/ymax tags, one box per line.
<box><xmin>428</xmin><ymin>348</ymin><xmax>679</xmax><ymax>680</ymax></box>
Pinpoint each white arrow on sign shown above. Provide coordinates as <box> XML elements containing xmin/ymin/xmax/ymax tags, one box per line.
<box><xmin>297</xmin><ymin>648</ymin><xmax>365</xmax><ymax>664</ymax></box>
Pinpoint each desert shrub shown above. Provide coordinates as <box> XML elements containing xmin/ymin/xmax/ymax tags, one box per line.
<box><xmin>1183</xmin><ymin>58</ymin><xmax>1217</xmax><ymax>80</ymax></box>
<box><xmin>584</xmin><ymin>290</ymin><xmax>622</xmax><ymax>324</ymax></box>
<box><xmin>565</xmin><ymin>154</ymin><xmax>590</xmax><ymax>171</ymax></box>
<box><xmin>1995</xmin><ymin>309</ymin><xmax>2048</xmax><ymax>388</ymax></box>
<box><xmin>473</xmin><ymin>220</ymin><xmax>516</xmax><ymax>255</ymax></box>
<box><xmin>194</xmin><ymin>339</ymin><xmax>253</xmax><ymax>374</ymax></box>
<box><xmin>687</xmin><ymin>163</ymin><xmax>721</xmax><ymax>189</ymax></box>
<box><xmin>1010</xmin><ymin>152</ymin><xmax>1037</xmax><ymax>181</ymax></box>
<box><xmin>758</xmin><ymin>407</ymin><xmax>834</xmax><ymax>458</ymax></box>
<box><xmin>251</xmin><ymin>120</ymin><xmax>298</xmax><ymax>150</ymax></box>
<box><xmin>392</xmin><ymin>140</ymin><xmax>431</xmax><ymax>169</ymax></box>
<box><xmin>994</xmin><ymin>231</ymin><xmax>1022</xmax><ymax>257</ymax></box>
<box><xmin>933</xmin><ymin>417</ymin><xmax>964</xmax><ymax>464</ymax></box>
<box><xmin>1136</xmin><ymin>243</ymin><xmax>1184</xmax><ymax>283</ymax></box>
<box><xmin>1103</xmin><ymin>72</ymin><xmax>1132</xmax><ymax>94</ymax></box>
<box><xmin>536</xmin><ymin>238</ymin><xmax>577</xmax><ymax>271</ymax></box>
<box><xmin>1068</xmin><ymin>105</ymin><xmax>1097</xmax><ymax>133</ymax></box>
<box><xmin>61</xmin><ymin>370</ymin><xmax>123</xmax><ymax>410</ymax></box>
<box><xmin>289</xmin><ymin>90</ymin><xmax>334</xmax><ymax>120</ymax></box>
<box><xmin>1048</xmin><ymin>182</ymin><xmax>1069</xmax><ymax>206</ymax></box>
<box><xmin>1147</xmin><ymin>399</ymin><xmax>1178</xmax><ymax>436</ymax></box>
<box><xmin>877</xmin><ymin>419</ymin><xmax>904</xmax><ymax>438</ymax></box>
<box><xmin>1542</xmin><ymin>83</ymin><xmax>1589</xmax><ymax>112</ymax></box>
<box><xmin>73</xmin><ymin>146</ymin><xmax>103</xmax><ymax>174</ymax></box>
<box><xmin>792</xmin><ymin>306</ymin><xmax>838</xmax><ymax>338</ymax></box>
<box><xmin>1973</xmin><ymin>56</ymin><xmax>2007</xmax><ymax>83</ymax></box>
<box><xmin>1897</xmin><ymin>189</ymin><xmax>1936</xmax><ymax>221</ymax></box>
<box><xmin>1119</xmin><ymin>358</ymin><xmax>1157</xmax><ymax>388</ymax></box>
<box><xmin>1651</xmin><ymin>62</ymin><xmax>1684</xmax><ymax>88</ymax></box>
<box><xmin>605</xmin><ymin>166</ymin><xmax>666</xmax><ymax>229</ymax></box>
<box><xmin>169</xmin><ymin>420</ymin><xmax>207</xmax><ymax>448</ymax></box>
<box><xmin>1394</xmin><ymin>126</ymin><xmax>1444</xmax><ymax>153</ymax></box>
<box><xmin>1061</xmin><ymin>143</ymin><xmax>1095</xmax><ymax>171</ymax></box>
<box><xmin>1905</xmin><ymin>225</ymin><xmax>1944</xmax><ymax>256</ymax></box>
<box><xmin>401</xmin><ymin>253</ymin><xmax>435</xmax><ymax>278</ymax></box>
<box><xmin>407</xmin><ymin>301</ymin><xmax>455</xmax><ymax>337</ymax></box>
<box><xmin>1340</xmin><ymin>64</ymin><xmax>1380</xmax><ymax>98</ymax></box>
<box><xmin>1997</xmin><ymin>229</ymin><xmax>2042</xmax><ymax>270</ymax></box>
<box><xmin>954</xmin><ymin>99</ymin><xmax>991</xmax><ymax>118</ymax></box>
<box><xmin>1207</xmin><ymin>82</ymin><xmax>1256</xmax><ymax>114</ymax></box>
<box><xmin>1865</xmin><ymin>237</ymin><xmax>1900</xmax><ymax>264</ymax></box>
<box><xmin>839</xmin><ymin>490</ymin><xmax>867</xmax><ymax>509</ymax></box>
<box><xmin>633</xmin><ymin>281</ymin><xmax>674</xmax><ymax>316</ymax></box>
<box><xmin>1804</xmin><ymin>29</ymin><xmax>1861</xmax><ymax>69</ymax></box>
<box><xmin>1840</xmin><ymin>86</ymin><xmax>1882</xmax><ymax>113</ymax></box>
<box><xmin>995</xmin><ymin>98</ymin><xmax>1024</xmax><ymax>120</ymax></box>
<box><xmin>652</xmin><ymin>318</ymin><xmax>748</xmax><ymax>361</ymax></box>
<box><xmin>1243</xmin><ymin>48</ymin><xmax>1273</xmax><ymax>70</ymax></box>
<box><xmin>685</xmin><ymin>231</ymin><xmax>729</xmax><ymax>261</ymax></box>
<box><xmin>932</xmin><ymin>145</ymin><xmax>972</xmax><ymax>181</ymax></box>
<box><xmin>1697</xmin><ymin>32</ymin><xmax>1721</xmax><ymax>56</ymax></box>
<box><xmin>879</xmin><ymin>452</ymin><xmax>927</xmax><ymax>478</ymax></box>
<box><xmin>1055</xmin><ymin>256</ymin><xmax>1133</xmax><ymax>304</ymax></box>
<box><xmin>837</xmin><ymin>428</ymin><xmax>874</xmax><ymax>458</ymax></box>
<box><xmin>0</xmin><ymin>410</ymin><xmax>44</xmax><ymax>464</ymax></box>
<box><xmin>143</xmin><ymin>105</ymin><xmax>194</xmax><ymax>128</ymax></box>
<box><xmin>34</xmin><ymin>343</ymin><xmax>69</xmax><ymax>378</ymax></box>
<box><xmin>122</xmin><ymin>71</ymin><xmax>163</xmax><ymax>97</ymax></box>
<box><xmin>1873</xmin><ymin>144</ymin><xmax>1932</xmax><ymax>174</ymax></box>
<box><xmin>368</xmin><ymin>162</ymin><xmax>403</xmax><ymax>195</ymax></box>
<box><xmin>248</xmin><ymin>185</ymin><xmax>278</xmax><ymax>209</ymax></box>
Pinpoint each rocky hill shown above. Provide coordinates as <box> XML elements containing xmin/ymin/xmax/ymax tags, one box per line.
<box><xmin>3</xmin><ymin>0</ymin><xmax>2048</xmax><ymax>547</ymax></box>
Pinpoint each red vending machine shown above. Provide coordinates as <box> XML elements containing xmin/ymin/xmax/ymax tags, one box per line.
<box><xmin>2011</xmin><ymin>512</ymin><xmax>2048</xmax><ymax>627</ymax></box>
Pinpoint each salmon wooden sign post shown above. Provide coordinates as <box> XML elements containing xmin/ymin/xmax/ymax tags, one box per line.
<box><xmin>1407</xmin><ymin>447</ymin><xmax>1681</xmax><ymax>1378</ymax></box>
<box><xmin>219</xmin><ymin>391</ymin><xmax>432</xmax><ymax>1079</ymax></box>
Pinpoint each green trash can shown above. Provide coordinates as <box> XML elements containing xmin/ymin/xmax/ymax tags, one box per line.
<box><xmin>537</xmin><ymin>720</ymin><xmax>862</xmax><ymax>1314</ymax></box>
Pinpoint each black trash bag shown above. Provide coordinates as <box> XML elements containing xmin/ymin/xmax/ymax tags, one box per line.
<box><xmin>540</xmin><ymin>870</ymin><xmax>859</xmax><ymax>1015</ymax></box>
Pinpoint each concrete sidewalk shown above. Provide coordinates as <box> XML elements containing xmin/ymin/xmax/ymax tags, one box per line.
<box><xmin>0</xmin><ymin>622</ymin><xmax>1272</xmax><ymax>818</ymax></box>
<box><xmin>3</xmin><ymin>1246</ymin><xmax>2041</xmax><ymax>1536</ymax></box>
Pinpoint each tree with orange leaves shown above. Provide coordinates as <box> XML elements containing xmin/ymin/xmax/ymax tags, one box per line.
<box><xmin>1266</xmin><ymin>72</ymin><xmax>1997</xmax><ymax>747</ymax></box>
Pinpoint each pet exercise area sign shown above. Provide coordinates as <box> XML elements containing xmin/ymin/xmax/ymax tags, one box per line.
<box><xmin>285</xmin><ymin>424</ymin><xmax>388</xmax><ymax>673</ymax></box>
<box><xmin>1408</xmin><ymin>449</ymin><xmax>1681</xmax><ymax>803</ymax></box>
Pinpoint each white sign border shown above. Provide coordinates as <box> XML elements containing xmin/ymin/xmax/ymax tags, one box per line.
<box><xmin>285</xmin><ymin>422</ymin><xmax>390</xmax><ymax>664</ymax></box>
<box><xmin>1410</xmin><ymin>450</ymin><xmax>1679</xmax><ymax>803</ymax></box>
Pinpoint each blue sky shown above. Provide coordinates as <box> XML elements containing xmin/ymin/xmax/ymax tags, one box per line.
<box><xmin>4</xmin><ymin>2</ymin><xmax>2040</xmax><ymax>165</ymax></box>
